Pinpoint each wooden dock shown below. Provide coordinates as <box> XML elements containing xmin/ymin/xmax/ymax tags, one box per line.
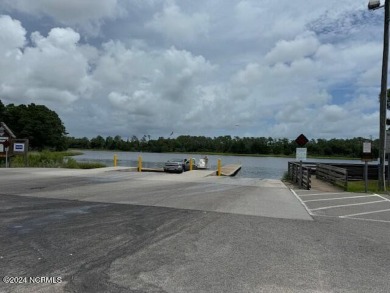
<box><xmin>220</xmin><ymin>164</ymin><xmax>242</xmax><ymax>176</ymax></box>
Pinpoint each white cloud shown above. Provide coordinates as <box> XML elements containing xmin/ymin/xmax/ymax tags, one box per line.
<box><xmin>265</xmin><ymin>32</ymin><xmax>320</xmax><ymax>65</ymax></box>
<box><xmin>146</xmin><ymin>0</ymin><xmax>210</xmax><ymax>42</ymax></box>
<box><xmin>0</xmin><ymin>1</ymin><xmax>385</xmax><ymax>139</ymax></box>
<box><xmin>0</xmin><ymin>25</ymin><xmax>92</xmax><ymax>106</ymax></box>
<box><xmin>0</xmin><ymin>15</ymin><xmax>26</xmax><ymax>54</ymax></box>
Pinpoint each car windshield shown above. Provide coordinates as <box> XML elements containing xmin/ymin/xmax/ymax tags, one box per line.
<box><xmin>168</xmin><ymin>158</ymin><xmax>184</xmax><ymax>163</ymax></box>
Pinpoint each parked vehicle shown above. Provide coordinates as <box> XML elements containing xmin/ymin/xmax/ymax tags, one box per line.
<box><xmin>163</xmin><ymin>158</ymin><xmax>196</xmax><ymax>173</ymax></box>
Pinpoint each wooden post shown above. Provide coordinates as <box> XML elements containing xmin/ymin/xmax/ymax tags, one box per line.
<box><xmin>190</xmin><ymin>158</ymin><xmax>193</xmax><ymax>171</ymax></box>
<box><xmin>114</xmin><ymin>154</ymin><xmax>118</xmax><ymax>167</ymax></box>
<box><xmin>25</xmin><ymin>139</ymin><xmax>29</xmax><ymax>167</ymax></box>
<box><xmin>5</xmin><ymin>147</ymin><xmax>8</xmax><ymax>168</ymax></box>
<box><xmin>138</xmin><ymin>156</ymin><xmax>142</xmax><ymax>172</ymax></box>
<box><xmin>299</xmin><ymin>161</ymin><xmax>303</xmax><ymax>189</ymax></box>
<box><xmin>364</xmin><ymin>161</ymin><xmax>368</xmax><ymax>193</ymax></box>
<box><xmin>288</xmin><ymin>162</ymin><xmax>291</xmax><ymax>179</ymax></box>
<box><xmin>217</xmin><ymin>159</ymin><xmax>221</xmax><ymax>176</ymax></box>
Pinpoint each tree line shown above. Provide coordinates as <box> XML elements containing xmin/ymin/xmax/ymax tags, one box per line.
<box><xmin>0</xmin><ymin>99</ymin><xmax>378</xmax><ymax>158</ymax></box>
<box><xmin>67</xmin><ymin>135</ymin><xmax>378</xmax><ymax>158</ymax></box>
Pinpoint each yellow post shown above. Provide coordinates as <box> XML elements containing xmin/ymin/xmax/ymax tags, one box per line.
<box><xmin>189</xmin><ymin>158</ymin><xmax>193</xmax><ymax>171</ymax></box>
<box><xmin>114</xmin><ymin>154</ymin><xmax>118</xmax><ymax>167</ymax></box>
<box><xmin>217</xmin><ymin>159</ymin><xmax>221</xmax><ymax>176</ymax></box>
<box><xmin>138</xmin><ymin>156</ymin><xmax>142</xmax><ymax>172</ymax></box>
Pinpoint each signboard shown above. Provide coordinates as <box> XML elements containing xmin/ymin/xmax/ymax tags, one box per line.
<box><xmin>295</xmin><ymin>134</ymin><xmax>309</xmax><ymax>147</ymax></box>
<box><xmin>13</xmin><ymin>143</ymin><xmax>25</xmax><ymax>153</ymax></box>
<box><xmin>363</xmin><ymin>142</ymin><xmax>371</xmax><ymax>153</ymax></box>
<box><xmin>296</xmin><ymin>148</ymin><xmax>307</xmax><ymax>161</ymax></box>
<box><xmin>362</xmin><ymin>141</ymin><xmax>373</xmax><ymax>162</ymax></box>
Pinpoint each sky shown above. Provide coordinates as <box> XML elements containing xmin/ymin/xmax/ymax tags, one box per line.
<box><xmin>0</xmin><ymin>0</ymin><xmax>387</xmax><ymax>140</ymax></box>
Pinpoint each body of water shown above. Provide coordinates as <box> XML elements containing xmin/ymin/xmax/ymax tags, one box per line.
<box><xmin>74</xmin><ymin>150</ymin><xmax>370</xmax><ymax>179</ymax></box>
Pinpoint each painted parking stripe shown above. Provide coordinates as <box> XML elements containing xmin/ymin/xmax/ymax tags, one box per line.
<box><xmin>292</xmin><ymin>189</ymin><xmax>390</xmax><ymax>222</ymax></box>
<box><xmin>340</xmin><ymin>217</ymin><xmax>390</xmax><ymax>224</ymax></box>
<box><xmin>310</xmin><ymin>200</ymin><xmax>387</xmax><ymax>211</ymax></box>
<box><xmin>297</xmin><ymin>192</ymin><xmax>347</xmax><ymax>197</ymax></box>
<box><xmin>374</xmin><ymin>194</ymin><xmax>390</xmax><ymax>202</ymax></box>
<box><xmin>302</xmin><ymin>195</ymin><xmax>378</xmax><ymax>203</ymax></box>
<box><xmin>290</xmin><ymin>189</ymin><xmax>314</xmax><ymax>216</ymax></box>
<box><xmin>339</xmin><ymin>208</ymin><xmax>390</xmax><ymax>218</ymax></box>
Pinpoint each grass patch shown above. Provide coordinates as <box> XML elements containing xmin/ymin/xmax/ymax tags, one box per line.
<box><xmin>60</xmin><ymin>150</ymin><xmax>84</xmax><ymax>157</ymax></box>
<box><xmin>8</xmin><ymin>150</ymin><xmax>105</xmax><ymax>169</ymax></box>
<box><xmin>281</xmin><ymin>171</ymin><xmax>291</xmax><ymax>181</ymax></box>
<box><xmin>347</xmin><ymin>180</ymin><xmax>380</xmax><ymax>193</ymax></box>
<box><xmin>63</xmin><ymin>158</ymin><xmax>106</xmax><ymax>169</ymax></box>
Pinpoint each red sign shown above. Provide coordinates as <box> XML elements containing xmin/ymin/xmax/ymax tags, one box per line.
<box><xmin>2</xmin><ymin>140</ymin><xmax>10</xmax><ymax>148</ymax></box>
<box><xmin>295</xmin><ymin>134</ymin><xmax>309</xmax><ymax>147</ymax></box>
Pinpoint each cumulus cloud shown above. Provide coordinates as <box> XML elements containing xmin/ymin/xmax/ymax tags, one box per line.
<box><xmin>265</xmin><ymin>32</ymin><xmax>320</xmax><ymax>65</ymax></box>
<box><xmin>0</xmin><ymin>15</ymin><xmax>26</xmax><ymax>52</ymax></box>
<box><xmin>146</xmin><ymin>0</ymin><xmax>210</xmax><ymax>43</ymax></box>
<box><xmin>0</xmin><ymin>0</ymin><xmax>384</xmax><ymax>139</ymax></box>
<box><xmin>0</xmin><ymin>24</ymin><xmax>92</xmax><ymax>106</ymax></box>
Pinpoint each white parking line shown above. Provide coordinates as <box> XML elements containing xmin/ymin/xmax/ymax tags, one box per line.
<box><xmin>374</xmin><ymin>194</ymin><xmax>390</xmax><ymax>202</ymax></box>
<box><xmin>292</xmin><ymin>190</ymin><xmax>390</xmax><ymax>223</ymax></box>
<box><xmin>303</xmin><ymin>195</ymin><xmax>377</xmax><ymax>203</ymax></box>
<box><xmin>341</xmin><ymin>217</ymin><xmax>390</xmax><ymax>224</ymax></box>
<box><xmin>290</xmin><ymin>189</ymin><xmax>314</xmax><ymax>216</ymax></box>
<box><xmin>310</xmin><ymin>200</ymin><xmax>387</xmax><ymax>211</ymax></box>
<box><xmin>339</xmin><ymin>208</ymin><xmax>390</xmax><ymax>218</ymax></box>
<box><xmin>297</xmin><ymin>192</ymin><xmax>347</xmax><ymax>197</ymax></box>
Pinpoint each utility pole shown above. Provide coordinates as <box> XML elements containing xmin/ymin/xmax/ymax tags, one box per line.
<box><xmin>378</xmin><ymin>0</ymin><xmax>389</xmax><ymax>191</ymax></box>
<box><xmin>369</xmin><ymin>0</ymin><xmax>390</xmax><ymax>191</ymax></box>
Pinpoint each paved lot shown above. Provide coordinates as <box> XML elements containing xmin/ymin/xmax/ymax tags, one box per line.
<box><xmin>0</xmin><ymin>168</ymin><xmax>390</xmax><ymax>292</ymax></box>
<box><xmin>0</xmin><ymin>168</ymin><xmax>312</xmax><ymax>221</ymax></box>
<box><xmin>292</xmin><ymin>188</ymin><xmax>390</xmax><ymax>223</ymax></box>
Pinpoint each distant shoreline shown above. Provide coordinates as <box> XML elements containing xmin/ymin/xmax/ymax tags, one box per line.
<box><xmin>68</xmin><ymin>148</ymin><xmax>362</xmax><ymax>161</ymax></box>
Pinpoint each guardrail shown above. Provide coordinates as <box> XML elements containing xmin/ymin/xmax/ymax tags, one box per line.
<box><xmin>288</xmin><ymin>161</ymin><xmax>312</xmax><ymax>190</ymax></box>
<box><xmin>316</xmin><ymin>164</ymin><xmax>348</xmax><ymax>190</ymax></box>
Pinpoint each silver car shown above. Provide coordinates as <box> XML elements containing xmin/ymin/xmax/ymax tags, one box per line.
<box><xmin>163</xmin><ymin>158</ymin><xmax>196</xmax><ymax>173</ymax></box>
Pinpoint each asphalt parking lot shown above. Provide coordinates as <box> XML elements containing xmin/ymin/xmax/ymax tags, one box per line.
<box><xmin>1</xmin><ymin>168</ymin><xmax>390</xmax><ymax>292</ymax></box>
<box><xmin>292</xmin><ymin>189</ymin><xmax>390</xmax><ymax>223</ymax></box>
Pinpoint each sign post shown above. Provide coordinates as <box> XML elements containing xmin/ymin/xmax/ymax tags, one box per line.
<box><xmin>3</xmin><ymin>140</ymin><xmax>9</xmax><ymax>168</ymax></box>
<box><xmin>295</xmin><ymin>134</ymin><xmax>309</xmax><ymax>189</ymax></box>
<box><xmin>362</xmin><ymin>142</ymin><xmax>372</xmax><ymax>193</ymax></box>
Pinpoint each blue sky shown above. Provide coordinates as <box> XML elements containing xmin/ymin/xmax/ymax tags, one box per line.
<box><xmin>0</xmin><ymin>0</ymin><xmax>386</xmax><ymax>140</ymax></box>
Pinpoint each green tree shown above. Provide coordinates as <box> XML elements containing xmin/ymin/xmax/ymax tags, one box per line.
<box><xmin>90</xmin><ymin>135</ymin><xmax>105</xmax><ymax>149</ymax></box>
<box><xmin>0</xmin><ymin>100</ymin><xmax>5</xmax><ymax>120</ymax></box>
<box><xmin>1</xmin><ymin>101</ymin><xmax>67</xmax><ymax>150</ymax></box>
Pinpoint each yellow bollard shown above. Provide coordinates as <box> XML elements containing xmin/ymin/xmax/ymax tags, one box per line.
<box><xmin>217</xmin><ymin>159</ymin><xmax>221</xmax><ymax>176</ymax></box>
<box><xmin>138</xmin><ymin>156</ymin><xmax>142</xmax><ymax>172</ymax></box>
<box><xmin>114</xmin><ymin>154</ymin><xmax>118</xmax><ymax>167</ymax></box>
<box><xmin>190</xmin><ymin>158</ymin><xmax>193</xmax><ymax>171</ymax></box>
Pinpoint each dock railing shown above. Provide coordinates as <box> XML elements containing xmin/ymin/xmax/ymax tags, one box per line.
<box><xmin>288</xmin><ymin>161</ymin><xmax>312</xmax><ymax>190</ymax></box>
<box><xmin>316</xmin><ymin>164</ymin><xmax>348</xmax><ymax>190</ymax></box>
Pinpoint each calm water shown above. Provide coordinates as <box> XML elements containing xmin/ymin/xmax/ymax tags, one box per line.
<box><xmin>74</xmin><ymin>150</ymin><xmax>368</xmax><ymax>179</ymax></box>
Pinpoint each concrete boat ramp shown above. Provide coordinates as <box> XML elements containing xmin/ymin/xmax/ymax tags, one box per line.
<box><xmin>0</xmin><ymin>167</ymin><xmax>312</xmax><ymax>221</ymax></box>
<box><xmin>3</xmin><ymin>167</ymin><xmax>390</xmax><ymax>293</ymax></box>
